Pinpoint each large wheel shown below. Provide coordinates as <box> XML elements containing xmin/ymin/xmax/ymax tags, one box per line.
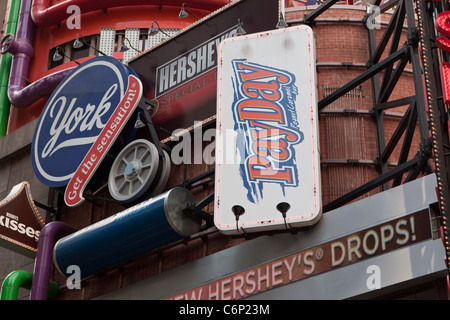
<box><xmin>149</xmin><ymin>147</ymin><xmax>171</xmax><ymax>198</ymax></box>
<box><xmin>108</xmin><ymin>139</ymin><xmax>161</xmax><ymax>203</ymax></box>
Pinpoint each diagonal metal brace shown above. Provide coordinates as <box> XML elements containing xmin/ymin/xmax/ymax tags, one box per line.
<box><xmin>318</xmin><ymin>45</ymin><xmax>408</xmax><ymax>110</ymax></box>
<box><xmin>137</xmin><ymin>99</ymin><xmax>164</xmax><ymax>159</ymax></box>
<box><xmin>303</xmin><ymin>0</ymin><xmax>340</xmax><ymax>24</ymax></box>
<box><xmin>323</xmin><ymin>153</ymin><xmax>421</xmax><ymax>212</ymax></box>
<box><xmin>183</xmin><ymin>193</ymin><xmax>214</xmax><ymax>227</ymax></box>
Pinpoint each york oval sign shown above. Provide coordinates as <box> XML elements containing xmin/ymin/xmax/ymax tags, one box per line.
<box><xmin>32</xmin><ymin>56</ymin><xmax>141</xmax><ymax>188</ymax></box>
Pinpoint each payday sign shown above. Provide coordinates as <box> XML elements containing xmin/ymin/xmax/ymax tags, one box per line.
<box><xmin>215</xmin><ymin>26</ymin><xmax>321</xmax><ymax>235</ymax></box>
<box><xmin>31</xmin><ymin>56</ymin><xmax>142</xmax><ymax>206</ymax></box>
<box><xmin>0</xmin><ymin>182</ymin><xmax>45</xmax><ymax>258</ymax></box>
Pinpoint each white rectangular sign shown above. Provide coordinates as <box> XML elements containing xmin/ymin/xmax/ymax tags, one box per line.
<box><xmin>214</xmin><ymin>25</ymin><xmax>321</xmax><ymax>235</ymax></box>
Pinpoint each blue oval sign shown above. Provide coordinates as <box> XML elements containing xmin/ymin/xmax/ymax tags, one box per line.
<box><xmin>32</xmin><ymin>56</ymin><xmax>137</xmax><ymax>188</ymax></box>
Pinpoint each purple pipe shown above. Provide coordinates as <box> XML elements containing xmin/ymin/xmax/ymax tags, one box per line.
<box><xmin>0</xmin><ymin>0</ymin><xmax>74</xmax><ymax>109</ymax></box>
<box><xmin>30</xmin><ymin>221</ymin><xmax>76</xmax><ymax>300</ymax></box>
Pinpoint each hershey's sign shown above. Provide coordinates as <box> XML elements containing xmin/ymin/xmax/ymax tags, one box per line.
<box><xmin>167</xmin><ymin>210</ymin><xmax>431</xmax><ymax>300</ymax></box>
<box><xmin>156</xmin><ymin>26</ymin><xmax>237</xmax><ymax>98</ymax></box>
<box><xmin>128</xmin><ymin>0</ymin><xmax>280</xmax><ymax>136</ymax></box>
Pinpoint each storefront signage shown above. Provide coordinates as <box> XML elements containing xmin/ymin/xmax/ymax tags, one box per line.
<box><xmin>31</xmin><ymin>57</ymin><xmax>142</xmax><ymax>206</ymax></box>
<box><xmin>166</xmin><ymin>209</ymin><xmax>431</xmax><ymax>300</ymax></box>
<box><xmin>0</xmin><ymin>182</ymin><xmax>46</xmax><ymax>258</ymax></box>
<box><xmin>214</xmin><ymin>25</ymin><xmax>321</xmax><ymax>235</ymax></box>
<box><xmin>128</xmin><ymin>0</ymin><xmax>280</xmax><ymax>137</ymax></box>
<box><xmin>230</xmin><ymin>60</ymin><xmax>304</xmax><ymax>203</ymax></box>
<box><xmin>156</xmin><ymin>26</ymin><xmax>237</xmax><ymax>104</ymax></box>
<box><xmin>64</xmin><ymin>75</ymin><xmax>142</xmax><ymax>207</ymax></box>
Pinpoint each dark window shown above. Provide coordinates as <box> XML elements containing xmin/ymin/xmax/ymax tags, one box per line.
<box><xmin>48</xmin><ymin>35</ymin><xmax>97</xmax><ymax>70</ymax></box>
<box><xmin>48</xmin><ymin>46</ymin><xmax>65</xmax><ymax>69</ymax></box>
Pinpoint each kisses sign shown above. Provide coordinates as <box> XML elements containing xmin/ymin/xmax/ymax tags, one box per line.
<box><xmin>32</xmin><ymin>57</ymin><xmax>143</xmax><ymax>206</ymax></box>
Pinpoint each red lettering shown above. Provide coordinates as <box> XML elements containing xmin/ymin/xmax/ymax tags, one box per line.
<box><xmin>237</xmin><ymin>99</ymin><xmax>284</xmax><ymax>123</ymax></box>
<box><xmin>236</xmin><ymin>62</ymin><xmax>290</xmax><ymax>83</ymax></box>
<box><xmin>249</xmin><ymin>121</ymin><xmax>301</xmax><ymax>143</ymax></box>
<box><xmin>247</xmin><ymin>156</ymin><xmax>294</xmax><ymax>183</ymax></box>
<box><xmin>242</xmin><ymin>80</ymin><xmax>281</xmax><ymax>100</ymax></box>
<box><xmin>252</xmin><ymin>138</ymin><xmax>289</xmax><ymax>160</ymax></box>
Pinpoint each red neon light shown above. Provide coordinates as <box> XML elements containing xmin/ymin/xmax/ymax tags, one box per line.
<box><xmin>440</xmin><ymin>62</ymin><xmax>450</xmax><ymax>105</ymax></box>
<box><xmin>436</xmin><ymin>12</ymin><xmax>450</xmax><ymax>51</ymax></box>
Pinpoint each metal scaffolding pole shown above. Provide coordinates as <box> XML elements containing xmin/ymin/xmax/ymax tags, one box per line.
<box><xmin>416</xmin><ymin>0</ymin><xmax>450</xmax><ymax>285</ymax></box>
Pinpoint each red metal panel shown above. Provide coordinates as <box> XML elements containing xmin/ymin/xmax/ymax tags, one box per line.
<box><xmin>440</xmin><ymin>62</ymin><xmax>450</xmax><ymax>104</ymax></box>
